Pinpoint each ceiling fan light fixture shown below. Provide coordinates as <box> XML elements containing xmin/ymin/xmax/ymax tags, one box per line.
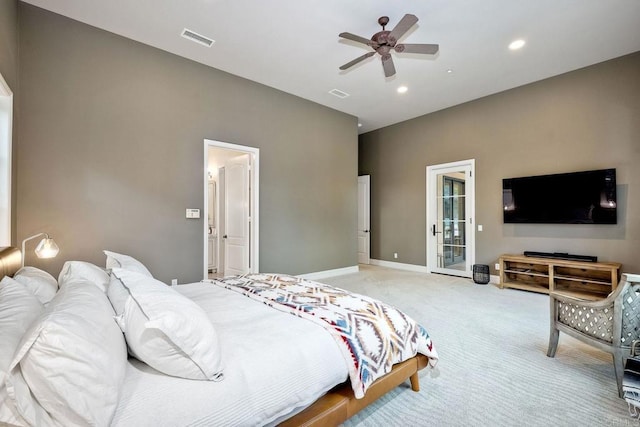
<box><xmin>509</xmin><ymin>39</ymin><xmax>526</xmax><ymax>50</ymax></box>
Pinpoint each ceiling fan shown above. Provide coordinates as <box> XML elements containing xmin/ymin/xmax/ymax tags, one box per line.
<box><xmin>339</xmin><ymin>14</ymin><xmax>439</xmax><ymax>78</ymax></box>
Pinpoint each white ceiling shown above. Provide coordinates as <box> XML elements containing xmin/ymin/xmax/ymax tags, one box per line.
<box><xmin>21</xmin><ymin>0</ymin><xmax>640</xmax><ymax>134</ymax></box>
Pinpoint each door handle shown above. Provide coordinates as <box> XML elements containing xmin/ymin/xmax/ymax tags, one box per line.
<box><xmin>432</xmin><ymin>224</ymin><xmax>442</xmax><ymax>236</ymax></box>
<box><xmin>364</xmin><ymin>230</ymin><xmax>369</xmax><ymax>233</ymax></box>
<box><xmin>223</xmin><ymin>235</ymin><xmax>228</xmax><ymax>239</ymax></box>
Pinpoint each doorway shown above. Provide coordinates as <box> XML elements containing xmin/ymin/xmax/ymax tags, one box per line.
<box><xmin>203</xmin><ymin>140</ymin><xmax>259</xmax><ymax>279</ymax></box>
<box><xmin>426</xmin><ymin>159</ymin><xmax>475</xmax><ymax>278</ymax></box>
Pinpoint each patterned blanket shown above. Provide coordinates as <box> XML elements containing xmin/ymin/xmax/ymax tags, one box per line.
<box><xmin>209</xmin><ymin>273</ymin><xmax>438</xmax><ymax>398</ymax></box>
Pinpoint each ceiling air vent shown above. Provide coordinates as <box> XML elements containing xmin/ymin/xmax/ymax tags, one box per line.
<box><xmin>329</xmin><ymin>89</ymin><xmax>350</xmax><ymax>99</ymax></box>
<box><xmin>181</xmin><ymin>28</ymin><xmax>215</xmax><ymax>47</ymax></box>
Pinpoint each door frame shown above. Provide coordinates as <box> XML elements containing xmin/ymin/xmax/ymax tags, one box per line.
<box><xmin>426</xmin><ymin>159</ymin><xmax>475</xmax><ymax>277</ymax></box>
<box><xmin>203</xmin><ymin>139</ymin><xmax>259</xmax><ymax>279</ymax></box>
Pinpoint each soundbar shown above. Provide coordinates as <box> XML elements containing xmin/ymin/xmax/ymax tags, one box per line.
<box><xmin>523</xmin><ymin>251</ymin><xmax>597</xmax><ymax>263</ymax></box>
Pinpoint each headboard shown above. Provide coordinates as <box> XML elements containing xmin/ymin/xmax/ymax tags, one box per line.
<box><xmin>0</xmin><ymin>246</ymin><xmax>22</xmax><ymax>278</ymax></box>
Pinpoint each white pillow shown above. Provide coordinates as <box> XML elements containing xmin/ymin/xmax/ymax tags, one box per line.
<box><xmin>107</xmin><ymin>273</ymin><xmax>130</xmax><ymax>317</ymax></box>
<box><xmin>110</xmin><ymin>268</ymin><xmax>224</xmax><ymax>381</ymax></box>
<box><xmin>58</xmin><ymin>260</ymin><xmax>110</xmax><ymax>292</ymax></box>
<box><xmin>12</xmin><ymin>266</ymin><xmax>58</xmax><ymax>304</ymax></box>
<box><xmin>6</xmin><ymin>280</ymin><xmax>127</xmax><ymax>427</ymax></box>
<box><xmin>0</xmin><ymin>277</ymin><xmax>45</xmax><ymax>426</ymax></box>
<box><xmin>104</xmin><ymin>250</ymin><xmax>153</xmax><ymax>277</ymax></box>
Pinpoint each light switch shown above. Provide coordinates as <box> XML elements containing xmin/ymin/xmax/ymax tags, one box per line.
<box><xmin>186</xmin><ymin>209</ymin><xmax>200</xmax><ymax>219</ymax></box>
<box><xmin>477</xmin><ymin>225</ymin><xmax>483</xmax><ymax>232</ymax></box>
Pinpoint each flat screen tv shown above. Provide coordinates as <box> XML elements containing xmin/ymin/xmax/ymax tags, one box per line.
<box><xmin>503</xmin><ymin>168</ymin><xmax>617</xmax><ymax>224</ymax></box>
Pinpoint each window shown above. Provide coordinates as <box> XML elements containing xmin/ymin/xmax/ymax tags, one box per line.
<box><xmin>0</xmin><ymin>72</ymin><xmax>13</xmax><ymax>246</ymax></box>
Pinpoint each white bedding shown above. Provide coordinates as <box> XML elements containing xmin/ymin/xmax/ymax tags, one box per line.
<box><xmin>111</xmin><ymin>282</ymin><xmax>349</xmax><ymax>426</ymax></box>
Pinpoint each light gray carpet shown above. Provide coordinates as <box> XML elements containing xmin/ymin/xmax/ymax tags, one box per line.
<box><xmin>322</xmin><ymin>265</ymin><xmax>631</xmax><ymax>426</ymax></box>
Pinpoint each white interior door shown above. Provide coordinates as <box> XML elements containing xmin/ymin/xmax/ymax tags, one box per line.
<box><xmin>426</xmin><ymin>160</ymin><xmax>475</xmax><ymax>278</ymax></box>
<box><xmin>217</xmin><ymin>167</ymin><xmax>225</xmax><ymax>275</ymax></box>
<box><xmin>357</xmin><ymin>175</ymin><xmax>371</xmax><ymax>264</ymax></box>
<box><xmin>224</xmin><ymin>154</ymin><xmax>250</xmax><ymax>276</ymax></box>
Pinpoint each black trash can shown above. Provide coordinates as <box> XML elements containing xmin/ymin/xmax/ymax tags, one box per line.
<box><xmin>473</xmin><ymin>264</ymin><xmax>490</xmax><ymax>285</ymax></box>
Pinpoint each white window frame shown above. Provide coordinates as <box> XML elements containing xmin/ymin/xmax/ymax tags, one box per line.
<box><xmin>0</xmin><ymin>72</ymin><xmax>13</xmax><ymax>246</ymax></box>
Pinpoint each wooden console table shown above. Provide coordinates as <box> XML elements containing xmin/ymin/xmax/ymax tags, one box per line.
<box><xmin>499</xmin><ymin>254</ymin><xmax>621</xmax><ymax>300</ymax></box>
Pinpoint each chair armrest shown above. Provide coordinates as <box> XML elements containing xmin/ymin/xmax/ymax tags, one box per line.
<box><xmin>549</xmin><ymin>289</ymin><xmax>617</xmax><ymax>309</ymax></box>
<box><xmin>625</xmin><ymin>273</ymin><xmax>640</xmax><ymax>284</ymax></box>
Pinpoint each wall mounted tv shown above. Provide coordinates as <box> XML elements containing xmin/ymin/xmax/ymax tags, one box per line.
<box><xmin>503</xmin><ymin>168</ymin><xmax>617</xmax><ymax>224</ymax></box>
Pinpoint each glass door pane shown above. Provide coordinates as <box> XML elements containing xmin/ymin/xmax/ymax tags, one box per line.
<box><xmin>437</xmin><ymin>174</ymin><xmax>466</xmax><ymax>271</ymax></box>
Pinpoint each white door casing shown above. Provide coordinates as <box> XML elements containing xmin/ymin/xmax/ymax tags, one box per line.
<box><xmin>203</xmin><ymin>139</ymin><xmax>259</xmax><ymax>279</ymax></box>
<box><xmin>357</xmin><ymin>175</ymin><xmax>371</xmax><ymax>264</ymax></box>
<box><xmin>223</xmin><ymin>154</ymin><xmax>250</xmax><ymax>276</ymax></box>
<box><xmin>426</xmin><ymin>159</ymin><xmax>475</xmax><ymax>278</ymax></box>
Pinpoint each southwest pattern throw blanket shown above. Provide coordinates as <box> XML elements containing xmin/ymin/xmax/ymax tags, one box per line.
<box><xmin>209</xmin><ymin>273</ymin><xmax>438</xmax><ymax>398</ymax></box>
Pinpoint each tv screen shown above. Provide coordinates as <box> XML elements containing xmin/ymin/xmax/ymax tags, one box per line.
<box><xmin>503</xmin><ymin>168</ymin><xmax>617</xmax><ymax>224</ymax></box>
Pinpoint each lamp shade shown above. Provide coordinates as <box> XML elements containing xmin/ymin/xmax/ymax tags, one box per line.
<box><xmin>34</xmin><ymin>237</ymin><xmax>59</xmax><ymax>259</ymax></box>
<box><xmin>21</xmin><ymin>232</ymin><xmax>60</xmax><ymax>267</ymax></box>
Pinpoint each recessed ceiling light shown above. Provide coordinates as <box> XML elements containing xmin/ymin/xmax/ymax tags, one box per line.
<box><xmin>397</xmin><ymin>86</ymin><xmax>408</xmax><ymax>94</ymax></box>
<box><xmin>509</xmin><ymin>39</ymin><xmax>526</xmax><ymax>50</ymax></box>
<box><xmin>358</xmin><ymin>123</ymin><xmax>363</xmax><ymax>128</ymax></box>
<box><xmin>447</xmin><ymin>69</ymin><xmax>453</xmax><ymax>74</ymax></box>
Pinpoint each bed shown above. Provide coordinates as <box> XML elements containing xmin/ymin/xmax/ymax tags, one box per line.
<box><xmin>0</xmin><ymin>246</ymin><xmax>438</xmax><ymax>426</ymax></box>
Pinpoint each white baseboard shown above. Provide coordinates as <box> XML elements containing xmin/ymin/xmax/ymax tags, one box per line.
<box><xmin>299</xmin><ymin>261</ymin><xmax>497</xmax><ymax>283</ymax></box>
<box><xmin>369</xmin><ymin>260</ymin><xmax>499</xmax><ymax>284</ymax></box>
<box><xmin>297</xmin><ymin>265</ymin><xmax>360</xmax><ymax>280</ymax></box>
<box><xmin>368</xmin><ymin>259</ymin><xmax>429</xmax><ymax>273</ymax></box>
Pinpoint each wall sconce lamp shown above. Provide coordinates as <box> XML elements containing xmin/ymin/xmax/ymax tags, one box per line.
<box><xmin>21</xmin><ymin>233</ymin><xmax>59</xmax><ymax>268</ymax></box>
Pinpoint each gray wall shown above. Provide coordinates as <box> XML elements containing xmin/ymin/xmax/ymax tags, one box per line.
<box><xmin>360</xmin><ymin>52</ymin><xmax>640</xmax><ymax>274</ymax></box>
<box><xmin>16</xmin><ymin>4</ymin><xmax>358</xmax><ymax>283</ymax></box>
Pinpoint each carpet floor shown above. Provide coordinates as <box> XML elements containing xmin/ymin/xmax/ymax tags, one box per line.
<box><xmin>321</xmin><ymin>265</ymin><xmax>631</xmax><ymax>426</ymax></box>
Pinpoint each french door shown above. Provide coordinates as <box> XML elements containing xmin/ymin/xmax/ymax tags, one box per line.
<box><xmin>426</xmin><ymin>160</ymin><xmax>475</xmax><ymax>277</ymax></box>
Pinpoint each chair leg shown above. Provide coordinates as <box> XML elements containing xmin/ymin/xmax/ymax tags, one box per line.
<box><xmin>547</xmin><ymin>327</ymin><xmax>559</xmax><ymax>357</ymax></box>
<box><xmin>613</xmin><ymin>350</ymin><xmax>625</xmax><ymax>398</ymax></box>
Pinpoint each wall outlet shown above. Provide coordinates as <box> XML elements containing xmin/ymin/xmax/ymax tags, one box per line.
<box><xmin>171</xmin><ymin>279</ymin><xmax>178</xmax><ymax>286</ymax></box>
<box><xmin>495</xmin><ymin>263</ymin><xmax>500</xmax><ymax>271</ymax></box>
<box><xmin>393</xmin><ymin>252</ymin><xmax>398</xmax><ymax>259</ymax></box>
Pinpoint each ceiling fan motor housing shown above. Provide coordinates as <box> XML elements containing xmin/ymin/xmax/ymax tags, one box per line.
<box><xmin>372</xmin><ymin>30</ymin><xmax>392</xmax><ymax>46</ymax></box>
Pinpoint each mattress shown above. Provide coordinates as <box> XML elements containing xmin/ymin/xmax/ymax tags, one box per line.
<box><xmin>111</xmin><ymin>282</ymin><xmax>349</xmax><ymax>426</ymax></box>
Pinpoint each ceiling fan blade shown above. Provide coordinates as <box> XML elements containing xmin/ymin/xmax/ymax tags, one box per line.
<box><xmin>339</xmin><ymin>51</ymin><xmax>376</xmax><ymax>70</ymax></box>
<box><xmin>339</xmin><ymin>32</ymin><xmax>373</xmax><ymax>46</ymax></box>
<box><xmin>381</xmin><ymin>55</ymin><xmax>396</xmax><ymax>77</ymax></box>
<box><xmin>387</xmin><ymin>14</ymin><xmax>418</xmax><ymax>44</ymax></box>
<box><xmin>396</xmin><ymin>43</ymin><xmax>439</xmax><ymax>55</ymax></box>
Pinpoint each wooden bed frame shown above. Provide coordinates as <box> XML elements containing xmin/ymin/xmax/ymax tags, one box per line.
<box><xmin>281</xmin><ymin>354</ymin><xmax>429</xmax><ymax>426</ymax></box>
<box><xmin>0</xmin><ymin>246</ymin><xmax>430</xmax><ymax>426</ymax></box>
